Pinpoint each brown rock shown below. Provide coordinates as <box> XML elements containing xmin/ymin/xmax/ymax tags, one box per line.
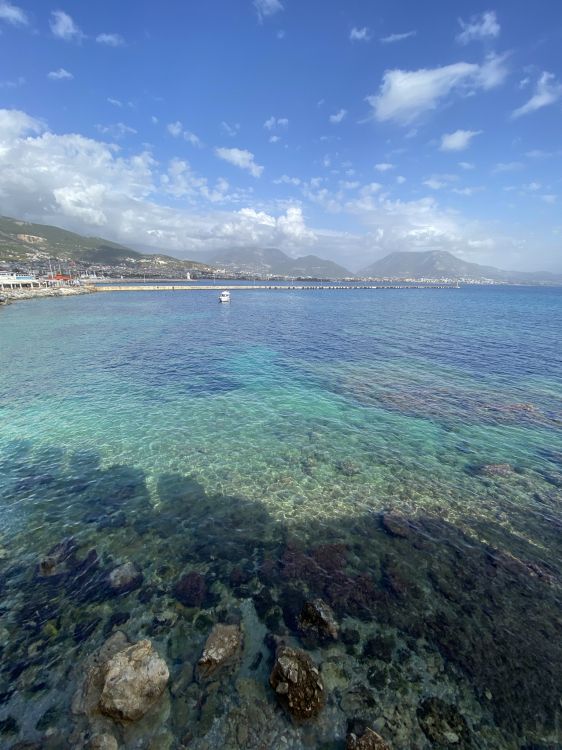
<box><xmin>269</xmin><ymin>646</ymin><xmax>325</xmax><ymax>720</ymax></box>
<box><xmin>198</xmin><ymin>624</ymin><xmax>242</xmax><ymax>678</ymax></box>
<box><xmin>108</xmin><ymin>561</ymin><xmax>143</xmax><ymax>594</ymax></box>
<box><xmin>477</xmin><ymin>463</ymin><xmax>514</xmax><ymax>477</ymax></box>
<box><xmin>347</xmin><ymin>728</ymin><xmax>391</xmax><ymax>750</ymax></box>
<box><xmin>99</xmin><ymin>640</ymin><xmax>169</xmax><ymax>722</ymax></box>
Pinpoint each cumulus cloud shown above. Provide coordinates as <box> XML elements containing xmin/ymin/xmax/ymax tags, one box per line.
<box><xmin>457</xmin><ymin>11</ymin><xmax>500</xmax><ymax>45</ymax></box>
<box><xmin>50</xmin><ymin>10</ymin><xmax>83</xmax><ymax>41</ymax></box>
<box><xmin>264</xmin><ymin>116</ymin><xmax>289</xmax><ymax>130</ymax></box>
<box><xmin>215</xmin><ymin>147</ymin><xmax>264</xmax><ymax>177</ymax></box>
<box><xmin>440</xmin><ymin>129</ymin><xmax>482</xmax><ymax>151</ymax></box>
<box><xmin>380</xmin><ymin>30</ymin><xmax>416</xmax><ymax>44</ymax></box>
<box><xmin>329</xmin><ymin>109</ymin><xmax>347</xmax><ymax>124</ymax></box>
<box><xmin>167</xmin><ymin>121</ymin><xmax>202</xmax><ymax>147</ymax></box>
<box><xmin>48</xmin><ymin>68</ymin><xmax>73</xmax><ymax>81</ymax></box>
<box><xmin>511</xmin><ymin>72</ymin><xmax>562</xmax><ymax>118</ymax></box>
<box><xmin>253</xmin><ymin>0</ymin><xmax>283</xmax><ymax>21</ymax></box>
<box><xmin>96</xmin><ymin>122</ymin><xmax>137</xmax><ymax>138</ymax></box>
<box><xmin>221</xmin><ymin>121</ymin><xmax>240</xmax><ymax>137</ymax></box>
<box><xmin>350</xmin><ymin>27</ymin><xmax>370</xmax><ymax>42</ymax></box>
<box><xmin>367</xmin><ymin>54</ymin><xmax>508</xmax><ymax>124</ymax></box>
<box><xmin>375</xmin><ymin>163</ymin><xmax>394</xmax><ymax>172</ymax></box>
<box><xmin>0</xmin><ymin>1</ymin><xmax>27</xmax><ymax>25</ymax></box>
<box><xmin>96</xmin><ymin>33</ymin><xmax>125</xmax><ymax>46</ymax></box>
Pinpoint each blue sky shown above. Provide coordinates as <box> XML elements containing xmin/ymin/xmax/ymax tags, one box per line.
<box><xmin>0</xmin><ymin>0</ymin><xmax>561</xmax><ymax>271</ymax></box>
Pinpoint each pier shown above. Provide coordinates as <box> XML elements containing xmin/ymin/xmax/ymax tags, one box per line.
<box><xmin>94</xmin><ymin>283</ymin><xmax>457</xmax><ymax>292</ymax></box>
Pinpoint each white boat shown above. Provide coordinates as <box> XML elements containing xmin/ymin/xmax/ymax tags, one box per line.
<box><xmin>219</xmin><ymin>290</ymin><xmax>230</xmax><ymax>303</ymax></box>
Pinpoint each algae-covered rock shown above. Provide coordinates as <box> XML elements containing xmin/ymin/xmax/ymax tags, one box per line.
<box><xmin>99</xmin><ymin>639</ymin><xmax>169</xmax><ymax>722</ymax></box>
<box><xmin>298</xmin><ymin>598</ymin><xmax>338</xmax><ymax>643</ymax></box>
<box><xmin>417</xmin><ymin>697</ymin><xmax>471</xmax><ymax>747</ymax></box>
<box><xmin>269</xmin><ymin>646</ymin><xmax>325</xmax><ymax>720</ymax></box>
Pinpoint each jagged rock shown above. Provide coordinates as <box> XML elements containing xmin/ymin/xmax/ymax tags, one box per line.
<box><xmin>108</xmin><ymin>561</ymin><xmax>143</xmax><ymax>595</ymax></box>
<box><xmin>88</xmin><ymin>734</ymin><xmax>119</xmax><ymax>750</ymax></box>
<box><xmin>380</xmin><ymin>511</ymin><xmax>413</xmax><ymax>538</ymax></box>
<box><xmin>198</xmin><ymin>623</ymin><xmax>242</xmax><ymax>678</ymax></box>
<box><xmin>347</xmin><ymin>728</ymin><xmax>391</xmax><ymax>749</ymax></box>
<box><xmin>298</xmin><ymin>598</ymin><xmax>338</xmax><ymax>642</ymax></box>
<box><xmin>72</xmin><ymin>631</ymin><xmax>130</xmax><ymax>717</ymax></box>
<box><xmin>99</xmin><ymin>639</ymin><xmax>169</xmax><ymax>722</ymax></box>
<box><xmin>269</xmin><ymin>646</ymin><xmax>325</xmax><ymax>720</ymax></box>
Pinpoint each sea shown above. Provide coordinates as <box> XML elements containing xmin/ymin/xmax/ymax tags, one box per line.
<box><xmin>0</xmin><ymin>284</ymin><xmax>561</xmax><ymax>749</ymax></box>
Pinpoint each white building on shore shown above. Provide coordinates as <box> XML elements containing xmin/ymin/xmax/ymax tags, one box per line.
<box><xmin>0</xmin><ymin>273</ymin><xmax>42</xmax><ymax>289</ymax></box>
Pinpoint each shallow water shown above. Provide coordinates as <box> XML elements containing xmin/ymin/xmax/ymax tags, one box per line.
<box><xmin>0</xmin><ymin>286</ymin><xmax>561</xmax><ymax>748</ymax></box>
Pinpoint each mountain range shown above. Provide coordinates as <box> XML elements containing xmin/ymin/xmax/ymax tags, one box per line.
<box><xmin>205</xmin><ymin>247</ymin><xmax>351</xmax><ymax>279</ymax></box>
<box><xmin>1</xmin><ymin>215</ymin><xmax>561</xmax><ymax>284</ymax></box>
<box><xmin>361</xmin><ymin>250</ymin><xmax>562</xmax><ymax>284</ymax></box>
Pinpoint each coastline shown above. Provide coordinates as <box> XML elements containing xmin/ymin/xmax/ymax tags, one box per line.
<box><xmin>0</xmin><ymin>285</ymin><xmax>96</xmax><ymax>305</ymax></box>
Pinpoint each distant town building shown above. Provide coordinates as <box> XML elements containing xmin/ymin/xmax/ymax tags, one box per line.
<box><xmin>0</xmin><ymin>272</ymin><xmax>41</xmax><ymax>289</ymax></box>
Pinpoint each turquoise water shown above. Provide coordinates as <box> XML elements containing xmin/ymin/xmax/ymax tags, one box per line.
<box><xmin>0</xmin><ymin>286</ymin><xmax>561</xmax><ymax>748</ymax></box>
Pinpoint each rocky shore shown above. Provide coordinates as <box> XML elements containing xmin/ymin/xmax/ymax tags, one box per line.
<box><xmin>0</xmin><ymin>285</ymin><xmax>96</xmax><ymax>304</ymax></box>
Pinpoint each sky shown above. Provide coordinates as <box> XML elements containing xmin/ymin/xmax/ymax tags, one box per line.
<box><xmin>0</xmin><ymin>0</ymin><xmax>561</xmax><ymax>272</ymax></box>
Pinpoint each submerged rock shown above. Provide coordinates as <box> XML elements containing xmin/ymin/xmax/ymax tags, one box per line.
<box><xmin>347</xmin><ymin>727</ymin><xmax>391</xmax><ymax>749</ymax></box>
<box><xmin>108</xmin><ymin>561</ymin><xmax>143</xmax><ymax>595</ymax></box>
<box><xmin>37</xmin><ymin>537</ymin><xmax>78</xmax><ymax>577</ymax></box>
<box><xmin>99</xmin><ymin>639</ymin><xmax>169</xmax><ymax>722</ymax></box>
<box><xmin>417</xmin><ymin>697</ymin><xmax>471</xmax><ymax>748</ymax></box>
<box><xmin>380</xmin><ymin>511</ymin><xmax>413</xmax><ymax>539</ymax></box>
<box><xmin>298</xmin><ymin>598</ymin><xmax>338</xmax><ymax>643</ymax></box>
<box><xmin>476</xmin><ymin>463</ymin><xmax>514</xmax><ymax>478</ymax></box>
<box><xmin>269</xmin><ymin>646</ymin><xmax>325</xmax><ymax>720</ymax></box>
<box><xmin>198</xmin><ymin>623</ymin><xmax>242</xmax><ymax>678</ymax></box>
<box><xmin>88</xmin><ymin>734</ymin><xmax>119</xmax><ymax>750</ymax></box>
<box><xmin>172</xmin><ymin>571</ymin><xmax>207</xmax><ymax>607</ymax></box>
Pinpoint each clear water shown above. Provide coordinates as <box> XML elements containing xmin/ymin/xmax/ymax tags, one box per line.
<box><xmin>0</xmin><ymin>286</ymin><xmax>561</xmax><ymax>749</ymax></box>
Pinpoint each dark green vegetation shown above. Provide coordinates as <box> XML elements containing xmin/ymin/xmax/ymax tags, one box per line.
<box><xmin>361</xmin><ymin>249</ymin><xmax>562</xmax><ymax>283</ymax></box>
<box><xmin>0</xmin><ymin>215</ymin><xmax>212</xmax><ymax>274</ymax></box>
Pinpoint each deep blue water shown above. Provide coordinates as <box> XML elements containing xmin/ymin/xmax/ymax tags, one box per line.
<box><xmin>0</xmin><ymin>285</ymin><xmax>561</xmax><ymax>749</ymax></box>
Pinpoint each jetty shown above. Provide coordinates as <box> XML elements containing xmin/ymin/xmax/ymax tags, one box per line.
<box><xmin>94</xmin><ymin>283</ymin><xmax>457</xmax><ymax>292</ymax></box>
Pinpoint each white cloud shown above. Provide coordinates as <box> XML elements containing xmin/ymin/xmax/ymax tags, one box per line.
<box><xmin>0</xmin><ymin>1</ymin><xmax>27</xmax><ymax>25</ymax></box>
<box><xmin>0</xmin><ymin>75</ymin><xmax>25</xmax><ymax>89</ymax></box>
<box><xmin>440</xmin><ymin>129</ymin><xmax>482</xmax><ymax>151</ymax></box>
<box><xmin>367</xmin><ymin>54</ymin><xmax>508</xmax><ymax>124</ymax></box>
<box><xmin>96</xmin><ymin>122</ymin><xmax>137</xmax><ymax>138</ymax></box>
<box><xmin>329</xmin><ymin>109</ymin><xmax>347</xmax><ymax>124</ymax></box>
<box><xmin>459</xmin><ymin>161</ymin><xmax>474</xmax><ymax>169</ymax></box>
<box><xmin>221</xmin><ymin>121</ymin><xmax>240</xmax><ymax>137</ymax></box>
<box><xmin>423</xmin><ymin>174</ymin><xmax>457</xmax><ymax>190</ymax></box>
<box><xmin>274</xmin><ymin>175</ymin><xmax>301</xmax><ymax>186</ymax></box>
<box><xmin>375</xmin><ymin>163</ymin><xmax>394</xmax><ymax>172</ymax></box>
<box><xmin>215</xmin><ymin>147</ymin><xmax>264</xmax><ymax>177</ymax></box>
<box><xmin>511</xmin><ymin>72</ymin><xmax>562</xmax><ymax>118</ymax></box>
<box><xmin>50</xmin><ymin>10</ymin><xmax>83</xmax><ymax>41</ymax></box>
<box><xmin>492</xmin><ymin>161</ymin><xmax>523</xmax><ymax>174</ymax></box>
<box><xmin>396</xmin><ymin>175</ymin><xmax>406</xmax><ymax>184</ymax></box>
<box><xmin>167</xmin><ymin>121</ymin><xmax>202</xmax><ymax>147</ymax></box>
<box><xmin>48</xmin><ymin>68</ymin><xmax>73</xmax><ymax>81</ymax></box>
<box><xmin>457</xmin><ymin>11</ymin><xmax>500</xmax><ymax>45</ymax></box>
<box><xmin>269</xmin><ymin>135</ymin><xmax>281</xmax><ymax>143</ymax></box>
<box><xmin>350</xmin><ymin>27</ymin><xmax>370</xmax><ymax>42</ymax></box>
<box><xmin>542</xmin><ymin>194</ymin><xmax>556</xmax><ymax>205</ymax></box>
<box><xmin>96</xmin><ymin>33</ymin><xmax>125</xmax><ymax>47</ymax></box>
<box><xmin>452</xmin><ymin>187</ymin><xmax>483</xmax><ymax>196</ymax></box>
<box><xmin>254</xmin><ymin>0</ymin><xmax>283</xmax><ymax>21</ymax></box>
<box><xmin>380</xmin><ymin>30</ymin><xmax>416</xmax><ymax>44</ymax></box>
<box><xmin>108</xmin><ymin>98</ymin><xmax>123</xmax><ymax>107</ymax></box>
<box><xmin>264</xmin><ymin>116</ymin><xmax>288</xmax><ymax>130</ymax></box>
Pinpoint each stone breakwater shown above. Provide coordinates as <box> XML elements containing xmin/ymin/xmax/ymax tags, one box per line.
<box><xmin>0</xmin><ymin>285</ymin><xmax>96</xmax><ymax>304</ymax></box>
